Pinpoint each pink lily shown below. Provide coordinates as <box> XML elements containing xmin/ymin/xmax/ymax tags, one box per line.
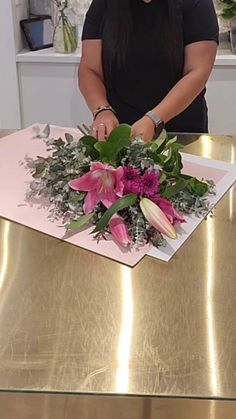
<box><xmin>109</xmin><ymin>214</ymin><xmax>131</xmax><ymax>247</ymax></box>
<box><xmin>140</xmin><ymin>197</ymin><xmax>177</xmax><ymax>239</ymax></box>
<box><xmin>69</xmin><ymin>162</ymin><xmax>124</xmax><ymax>213</ymax></box>
<box><xmin>154</xmin><ymin>197</ymin><xmax>185</xmax><ymax>226</ymax></box>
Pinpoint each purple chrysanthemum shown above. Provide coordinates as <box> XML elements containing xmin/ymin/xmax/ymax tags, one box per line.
<box><xmin>140</xmin><ymin>170</ymin><xmax>160</xmax><ymax>198</ymax></box>
<box><xmin>122</xmin><ymin>166</ymin><xmax>141</xmax><ymax>195</ymax></box>
<box><xmin>123</xmin><ymin>166</ymin><xmax>140</xmax><ymax>181</ymax></box>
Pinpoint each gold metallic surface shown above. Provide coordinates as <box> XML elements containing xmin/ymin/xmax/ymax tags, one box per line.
<box><xmin>0</xmin><ymin>130</ymin><xmax>235</xmax><ymax>400</ymax></box>
<box><xmin>1</xmin><ymin>393</ymin><xmax>236</xmax><ymax>419</ymax></box>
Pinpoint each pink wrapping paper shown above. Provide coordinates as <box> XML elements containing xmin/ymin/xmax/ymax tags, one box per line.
<box><xmin>0</xmin><ymin>125</ymin><xmax>235</xmax><ymax>266</ymax></box>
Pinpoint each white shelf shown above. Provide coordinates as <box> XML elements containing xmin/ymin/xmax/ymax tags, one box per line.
<box><xmin>16</xmin><ymin>47</ymin><xmax>236</xmax><ymax>65</ymax></box>
<box><xmin>16</xmin><ymin>47</ymin><xmax>81</xmax><ymax>64</ymax></box>
<box><xmin>215</xmin><ymin>49</ymin><xmax>236</xmax><ymax>66</ymax></box>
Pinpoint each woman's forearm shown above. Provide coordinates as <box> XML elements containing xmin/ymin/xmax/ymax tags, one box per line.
<box><xmin>153</xmin><ymin>69</ymin><xmax>208</xmax><ymax>123</ymax></box>
<box><xmin>78</xmin><ymin>63</ymin><xmax>109</xmax><ymax>112</ymax></box>
<box><xmin>150</xmin><ymin>41</ymin><xmax>217</xmax><ymax>125</ymax></box>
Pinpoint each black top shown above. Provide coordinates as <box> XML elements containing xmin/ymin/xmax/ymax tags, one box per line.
<box><xmin>82</xmin><ymin>0</ymin><xmax>219</xmax><ymax>133</ymax></box>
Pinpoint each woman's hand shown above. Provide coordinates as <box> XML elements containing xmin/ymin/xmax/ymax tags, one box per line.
<box><xmin>91</xmin><ymin>110</ymin><xmax>119</xmax><ymax>140</ymax></box>
<box><xmin>131</xmin><ymin>116</ymin><xmax>155</xmax><ymax>142</ymax></box>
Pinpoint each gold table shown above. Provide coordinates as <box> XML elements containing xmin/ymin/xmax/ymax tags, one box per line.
<box><xmin>0</xmin><ymin>130</ymin><xmax>235</xmax><ymax>418</ymax></box>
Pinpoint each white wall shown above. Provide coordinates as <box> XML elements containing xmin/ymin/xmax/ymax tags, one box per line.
<box><xmin>0</xmin><ymin>0</ymin><xmax>28</xmax><ymax>129</ymax></box>
<box><xmin>12</xmin><ymin>0</ymin><xmax>28</xmax><ymax>53</ymax></box>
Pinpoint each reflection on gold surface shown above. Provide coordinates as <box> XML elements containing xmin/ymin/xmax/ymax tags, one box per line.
<box><xmin>116</xmin><ymin>266</ymin><xmax>133</xmax><ymax>393</ymax></box>
<box><xmin>200</xmin><ymin>134</ymin><xmax>210</xmax><ymax>144</ymax></box>
<box><xmin>204</xmin><ymin>137</ymin><xmax>220</xmax><ymax>396</ymax></box>
<box><xmin>209</xmin><ymin>401</ymin><xmax>216</xmax><ymax>419</ymax></box>
<box><xmin>206</xmin><ymin>216</ymin><xmax>219</xmax><ymax>396</ymax></box>
<box><xmin>0</xmin><ymin>220</ymin><xmax>10</xmax><ymax>291</ymax></box>
<box><xmin>229</xmin><ymin>145</ymin><xmax>235</xmax><ymax>221</ymax></box>
<box><xmin>1</xmin><ymin>393</ymin><xmax>236</xmax><ymax>419</ymax></box>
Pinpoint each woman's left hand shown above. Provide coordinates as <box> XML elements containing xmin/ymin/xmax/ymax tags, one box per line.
<box><xmin>131</xmin><ymin>116</ymin><xmax>155</xmax><ymax>142</ymax></box>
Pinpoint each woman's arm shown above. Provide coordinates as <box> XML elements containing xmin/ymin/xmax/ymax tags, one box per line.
<box><xmin>132</xmin><ymin>40</ymin><xmax>218</xmax><ymax>141</ymax></box>
<box><xmin>79</xmin><ymin>40</ymin><xmax>119</xmax><ymax>139</ymax></box>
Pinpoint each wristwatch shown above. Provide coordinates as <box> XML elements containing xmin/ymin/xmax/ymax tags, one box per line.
<box><xmin>145</xmin><ymin>110</ymin><xmax>165</xmax><ymax>136</ymax></box>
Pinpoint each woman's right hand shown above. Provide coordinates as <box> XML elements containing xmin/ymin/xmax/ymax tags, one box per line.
<box><xmin>91</xmin><ymin>110</ymin><xmax>119</xmax><ymax>141</ymax></box>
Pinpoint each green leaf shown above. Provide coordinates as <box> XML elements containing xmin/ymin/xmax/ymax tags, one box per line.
<box><xmin>94</xmin><ymin>124</ymin><xmax>131</xmax><ymax>163</ymax></box>
<box><xmin>163</xmin><ymin>143</ymin><xmax>183</xmax><ymax>173</ymax></box>
<box><xmin>186</xmin><ymin>178</ymin><xmax>208</xmax><ymax>196</ymax></box>
<box><xmin>32</xmin><ymin>161</ymin><xmax>46</xmax><ymax>178</ymax></box>
<box><xmin>92</xmin><ymin>194</ymin><xmax>137</xmax><ymax>233</ymax></box>
<box><xmin>147</xmin><ymin>151</ymin><xmax>166</xmax><ymax>165</ymax></box>
<box><xmin>162</xmin><ymin>179</ymin><xmax>189</xmax><ymax>199</ymax></box>
<box><xmin>67</xmin><ymin>213</ymin><xmax>93</xmax><ymax>230</ymax></box>
<box><xmin>80</xmin><ymin>135</ymin><xmax>99</xmax><ymax>159</ymax></box>
<box><xmin>159</xmin><ymin>172</ymin><xmax>167</xmax><ymax>184</ymax></box>
<box><xmin>164</xmin><ymin>143</ymin><xmax>183</xmax><ymax>164</ymax></box>
<box><xmin>148</xmin><ymin>134</ymin><xmax>183</xmax><ymax>173</ymax></box>
<box><xmin>150</xmin><ymin>129</ymin><xmax>168</xmax><ymax>153</ymax></box>
<box><xmin>54</xmin><ymin>138</ymin><xmax>65</xmax><ymax>147</ymax></box>
<box><xmin>171</xmin><ymin>152</ymin><xmax>183</xmax><ymax>175</ymax></box>
<box><xmin>80</xmin><ymin>135</ymin><xmax>97</xmax><ymax>147</ymax></box>
<box><xmin>65</xmin><ymin>133</ymin><xmax>74</xmax><ymax>143</ymax></box>
<box><xmin>166</xmin><ymin>136</ymin><xmax>178</xmax><ymax>148</ymax></box>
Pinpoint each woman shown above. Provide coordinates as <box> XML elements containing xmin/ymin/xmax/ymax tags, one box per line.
<box><xmin>79</xmin><ymin>0</ymin><xmax>219</xmax><ymax>141</ymax></box>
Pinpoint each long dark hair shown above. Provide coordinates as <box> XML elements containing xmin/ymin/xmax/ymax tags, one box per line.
<box><xmin>102</xmin><ymin>0</ymin><xmax>184</xmax><ymax>82</ymax></box>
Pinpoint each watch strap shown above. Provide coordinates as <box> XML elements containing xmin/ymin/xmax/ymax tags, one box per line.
<box><xmin>145</xmin><ymin>111</ymin><xmax>165</xmax><ymax>134</ymax></box>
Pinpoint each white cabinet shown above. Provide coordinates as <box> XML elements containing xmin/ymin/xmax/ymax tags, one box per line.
<box><xmin>206</xmin><ymin>65</ymin><xmax>236</xmax><ymax>134</ymax></box>
<box><xmin>18</xmin><ymin>61</ymin><xmax>91</xmax><ymax>128</ymax></box>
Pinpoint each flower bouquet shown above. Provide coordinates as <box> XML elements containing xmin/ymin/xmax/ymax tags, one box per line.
<box><xmin>26</xmin><ymin>125</ymin><xmax>214</xmax><ymax>250</ymax></box>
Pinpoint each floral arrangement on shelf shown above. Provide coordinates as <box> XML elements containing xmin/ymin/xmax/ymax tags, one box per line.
<box><xmin>25</xmin><ymin>125</ymin><xmax>214</xmax><ymax>250</ymax></box>
<box><xmin>52</xmin><ymin>0</ymin><xmax>78</xmax><ymax>53</ymax></box>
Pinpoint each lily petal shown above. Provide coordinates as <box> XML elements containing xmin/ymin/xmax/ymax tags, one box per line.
<box><xmin>91</xmin><ymin>161</ymin><xmax>109</xmax><ymax>171</ymax></box>
<box><xmin>83</xmin><ymin>190</ymin><xmax>99</xmax><ymax>213</ymax></box>
<box><xmin>69</xmin><ymin>170</ymin><xmax>101</xmax><ymax>192</ymax></box>
<box><xmin>109</xmin><ymin>214</ymin><xmax>131</xmax><ymax>247</ymax></box>
<box><xmin>140</xmin><ymin>197</ymin><xmax>177</xmax><ymax>239</ymax></box>
<box><xmin>114</xmin><ymin>166</ymin><xmax>124</xmax><ymax>196</ymax></box>
<box><xmin>100</xmin><ymin>190</ymin><xmax>117</xmax><ymax>208</ymax></box>
<box><xmin>155</xmin><ymin>197</ymin><xmax>185</xmax><ymax>225</ymax></box>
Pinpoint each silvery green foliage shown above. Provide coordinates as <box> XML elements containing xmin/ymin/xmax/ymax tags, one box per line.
<box><xmin>121</xmin><ymin>205</ymin><xmax>165</xmax><ymax>248</ymax></box>
<box><xmin>121</xmin><ymin>139</ymin><xmax>155</xmax><ymax>171</ymax></box>
<box><xmin>25</xmin><ymin>135</ymin><xmax>91</xmax><ymax>221</ymax></box>
<box><xmin>171</xmin><ymin>180</ymin><xmax>215</xmax><ymax>217</ymax></box>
